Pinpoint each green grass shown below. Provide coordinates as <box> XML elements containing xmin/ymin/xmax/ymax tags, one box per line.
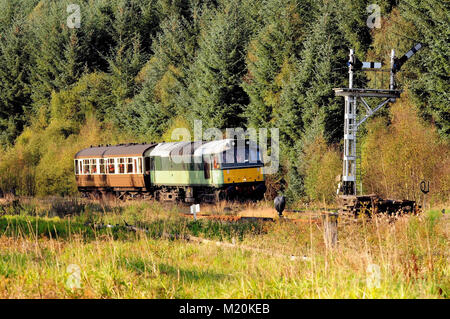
<box><xmin>0</xmin><ymin>213</ymin><xmax>267</xmax><ymax>243</ymax></box>
<box><xmin>0</xmin><ymin>198</ymin><xmax>448</xmax><ymax>298</ymax></box>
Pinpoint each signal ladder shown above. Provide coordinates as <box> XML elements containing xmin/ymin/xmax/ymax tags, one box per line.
<box><xmin>355</xmin><ymin>129</ymin><xmax>363</xmax><ymax>195</ymax></box>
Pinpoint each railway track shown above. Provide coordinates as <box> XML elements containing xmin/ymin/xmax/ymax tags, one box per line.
<box><xmin>181</xmin><ymin>210</ymin><xmax>328</xmax><ymax>224</ymax></box>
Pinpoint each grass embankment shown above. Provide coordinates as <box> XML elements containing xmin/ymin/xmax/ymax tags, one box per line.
<box><xmin>0</xmin><ymin>198</ymin><xmax>448</xmax><ymax>298</ymax></box>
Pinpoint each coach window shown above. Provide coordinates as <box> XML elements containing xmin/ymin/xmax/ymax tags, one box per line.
<box><xmin>127</xmin><ymin>158</ymin><xmax>133</xmax><ymax>174</ymax></box>
<box><xmin>83</xmin><ymin>159</ymin><xmax>90</xmax><ymax>174</ymax></box>
<box><xmin>90</xmin><ymin>159</ymin><xmax>97</xmax><ymax>174</ymax></box>
<box><xmin>74</xmin><ymin>160</ymin><xmax>79</xmax><ymax>174</ymax></box>
<box><xmin>135</xmin><ymin>158</ymin><xmax>142</xmax><ymax>174</ymax></box>
<box><xmin>118</xmin><ymin>158</ymin><xmax>125</xmax><ymax>174</ymax></box>
<box><xmin>108</xmin><ymin>158</ymin><xmax>115</xmax><ymax>174</ymax></box>
<box><xmin>99</xmin><ymin>159</ymin><xmax>106</xmax><ymax>174</ymax></box>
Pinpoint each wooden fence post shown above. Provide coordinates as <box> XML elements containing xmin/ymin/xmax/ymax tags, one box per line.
<box><xmin>323</xmin><ymin>212</ymin><xmax>338</xmax><ymax>249</ymax></box>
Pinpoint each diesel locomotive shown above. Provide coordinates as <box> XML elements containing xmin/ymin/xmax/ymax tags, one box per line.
<box><xmin>74</xmin><ymin>139</ymin><xmax>266</xmax><ymax>202</ymax></box>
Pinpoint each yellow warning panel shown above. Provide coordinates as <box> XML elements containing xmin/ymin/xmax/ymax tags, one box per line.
<box><xmin>223</xmin><ymin>167</ymin><xmax>263</xmax><ymax>184</ymax></box>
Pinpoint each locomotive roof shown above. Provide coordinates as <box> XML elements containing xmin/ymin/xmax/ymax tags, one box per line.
<box><xmin>149</xmin><ymin>141</ymin><xmax>191</xmax><ymax>157</ymax></box>
<box><xmin>149</xmin><ymin>141</ymin><xmax>204</xmax><ymax>157</ymax></box>
<box><xmin>75</xmin><ymin>143</ymin><xmax>157</xmax><ymax>159</ymax></box>
<box><xmin>150</xmin><ymin>139</ymin><xmax>259</xmax><ymax>158</ymax></box>
<box><xmin>75</xmin><ymin>139</ymin><xmax>260</xmax><ymax>159</ymax></box>
<box><xmin>193</xmin><ymin>139</ymin><xmax>259</xmax><ymax>157</ymax></box>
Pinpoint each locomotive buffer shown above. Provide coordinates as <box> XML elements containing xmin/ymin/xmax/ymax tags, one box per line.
<box><xmin>334</xmin><ymin>44</ymin><xmax>423</xmax><ymax>212</ymax></box>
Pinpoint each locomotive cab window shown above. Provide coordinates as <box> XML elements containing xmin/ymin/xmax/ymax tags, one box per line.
<box><xmin>249</xmin><ymin>147</ymin><xmax>260</xmax><ymax>164</ymax></box>
<box><xmin>236</xmin><ymin>147</ymin><xmax>245</xmax><ymax>164</ymax></box>
<box><xmin>221</xmin><ymin>145</ymin><xmax>262</xmax><ymax>168</ymax></box>
<box><xmin>213</xmin><ymin>155</ymin><xmax>220</xmax><ymax>169</ymax></box>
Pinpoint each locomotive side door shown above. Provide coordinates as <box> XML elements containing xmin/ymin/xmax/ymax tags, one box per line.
<box><xmin>203</xmin><ymin>155</ymin><xmax>211</xmax><ymax>181</ymax></box>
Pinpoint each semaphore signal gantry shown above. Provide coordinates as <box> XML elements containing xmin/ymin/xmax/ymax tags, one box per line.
<box><xmin>335</xmin><ymin>44</ymin><xmax>424</xmax><ymax>197</ymax></box>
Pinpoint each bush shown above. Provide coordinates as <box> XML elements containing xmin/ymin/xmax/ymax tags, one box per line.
<box><xmin>362</xmin><ymin>96</ymin><xmax>449</xmax><ymax>203</ymax></box>
<box><xmin>300</xmin><ymin>134</ymin><xmax>341</xmax><ymax>204</ymax></box>
<box><xmin>0</xmin><ymin>116</ymin><xmax>127</xmax><ymax>196</ymax></box>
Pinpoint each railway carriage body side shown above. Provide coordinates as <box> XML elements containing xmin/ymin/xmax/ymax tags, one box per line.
<box><xmin>74</xmin><ymin>143</ymin><xmax>157</xmax><ymax>194</ymax></box>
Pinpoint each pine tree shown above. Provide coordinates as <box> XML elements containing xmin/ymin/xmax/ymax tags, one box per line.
<box><xmin>123</xmin><ymin>12</ymin><xmax>200</xmax><ymax>139</ymax></box>
<box><xmin>273</xmin><ymin>1</ymin><xmax>360</xmax><ymax>200</ymax></box>
<box><xmin>186</xmin><ymin>0</ymin><xmax>251</xmax><ymax>129</ymax></box>
<box><xmin>28</xmin><ymin>1</ymin><xmax>87</xmax><ymax>111</ymax></box>
<box><xmin>242</xmin><ymin>0</ymin><xmax>308</xmax><ymax>129</ymax></box>
<box><xmin>0</xmin><ymin>12</ymin><xmax>34</xmax><ymax>145</ymax></box>
<box><xmin>292</xmin><ymin>2</ymin><xmax>353</xmax><ymax>144</ymax></box>
<box><xmin>399</xmin><ymin>0</ymin><xmax>450</xmax><ymax>138</ymax></box>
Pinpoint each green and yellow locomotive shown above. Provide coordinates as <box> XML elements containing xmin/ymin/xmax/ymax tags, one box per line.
<box><xmin>74</xmin><ymin>139</ymin><xmax>266</xmax><ymax>202</ymax></box>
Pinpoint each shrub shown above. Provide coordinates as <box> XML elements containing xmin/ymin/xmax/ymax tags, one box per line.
<box><xmin>0</xmin><ymin>116</ymin><xmax>127</xmax><ymax>196</ymax></box>
<box><xmin>362</xmin><ymin>96</ymin><xmax>449</xmax><ymax>203</ymax></box>
<box><xmin>301</xmin><ymin>134</ymin><xmax>341</xmax><ymax>204</ymax></box>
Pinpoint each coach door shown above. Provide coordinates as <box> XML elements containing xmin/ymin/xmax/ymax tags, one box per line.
<box><xmin>143</xmin><ymin>156</ymin><xmax>151</xmax><ymax>188</ymax></box>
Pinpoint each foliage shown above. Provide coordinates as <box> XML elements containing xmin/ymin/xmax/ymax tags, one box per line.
<box><xmin>0</xmin><ymin>117</ymin><xmax>125</xmax><ymax>196</ymax></box>
<box><xmin>399</xmin><ymin>0</ymin><xmax>450</xmax><ymax>138</ymax></box>
<box><xmin>0</xmin><ymin>0</ymin><xmax>448</xmax><ymax>202</ymax></box>
<box><xmin>362</xmin><ymin>97</ymin><xmax>449</xmax><ymax>202</ymax></box>
<box><xmin>186</xmin><ymin>0</ymin><xmax>251</xmax><ymax>129</ymax></box>
<box><xmin>242</xmin><ymin>0</ymin><xmax>307</xmax><ymax>129</ymax></box>
<box><xmin>368</xmin><ymin>2</ymin><xmax>450</xmax><ymax>138</ymax></box>
<box><xmin>299</xmin><ymin>128</ymin><xmax>341</xmax><ymax>203</ymax></box>
<box><xmin>122</xmin><ymin>12</ymin><xmax>200</xmax><ymax>140</ymax></box>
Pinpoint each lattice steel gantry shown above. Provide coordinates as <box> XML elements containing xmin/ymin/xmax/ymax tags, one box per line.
<box><xmin>335</xmin><ymin>49</ymin><xmax>403</xmax><ymax>196</ymax></box>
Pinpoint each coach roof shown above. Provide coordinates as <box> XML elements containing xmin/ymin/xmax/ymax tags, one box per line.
<box><xmin>75</xmin><ymin>143</ymin><xmax>157</xmax><ymax>159</ymax></box>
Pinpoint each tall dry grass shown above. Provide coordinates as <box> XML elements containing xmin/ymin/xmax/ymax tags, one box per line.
<box><xmin>0</xmin><ymin>198</ymin><xmax>447</xmax><ymax>298</ymax></box>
